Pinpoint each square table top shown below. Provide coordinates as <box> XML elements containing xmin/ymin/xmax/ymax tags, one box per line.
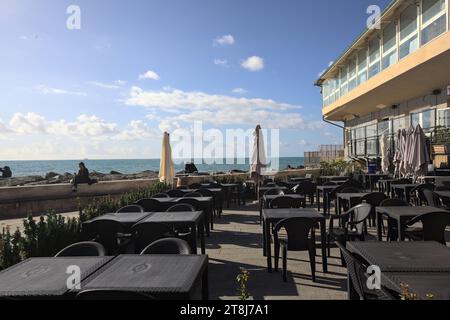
<box><xmin>336</xmin><ymin>192</ymin><xmax>369</xmax><ymax>200</ymax></box>
<box><xmin>347</xmin><ymin>241</ymin><xmax>450</xmax><ymax>272</ymax></box>
<box><xmin>155</xmin><ymin>197</ymin><xmax>213</xmax><ymax>203</ymax></box>
<box><xmin>263</xmin><ymin>194</ymin><xmax>306</xmax><ymax>200</ymax></box>
<box><xmin>83</xmin><ymin>211</ymin><xmax>153</xmax><ymax>226</ymax></box>
<box><xmin>138</xmin><ymin>211</ymin><xmax>203</xmax><ymax>224</ymax></box>
<box><xmin>81</xmin><ymin>255</ymin><xmax>207</xmax><ymax>294</ymax></box>
<box><xmin>0</xmin><ymin>256</ymin><xmax>113</xmax><ymax>297</ymax></box>
<box><xmin>262</xmin><ymin>208</ymin><xmax>324</xmax><ymax>221</ymax></box>
<box><xmin>376</xmin><ymin>206</ymin><xmax>449</xmax><ymax>219</ymax></box>
<box><xmin>382</xmin><ymin>272</ymin><xmax>450</xmax><ymax>300</ymax></box>
<box><xmin>316</xmin><ymin>185</ymin><xmax>338</xmax><ymax>191</ymax></box>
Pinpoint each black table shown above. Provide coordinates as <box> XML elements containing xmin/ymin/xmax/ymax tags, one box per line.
<box><xmin>316</xmin><ymin>185</ymin><xmax>336</xmax><ymax>213</ymax></box>
<box><xmin>179</xmin><ymin>188</ymin><xmax>223</xmax><ymax>214</ymax></box>
<box><xmin>336</xmin><ymin>192</ymin><xmax>369</xmax><ymax>216</ymax></box>
<box><xmin>378</xmin><ymin>178</ymin><xmax>396</xmax><ymax>196</ymax></box>
<box><xmin>155</xmin><ymin>197</ymin><xmax>213</xmax><ymax>235</ymax></box>
<box><xmin>0</xmin><ymin>256</ymin><xmax>113</xmax><ymax>298</ymax></box>
<box><xmin>381</xmin><ymin>272</ymin><xmax>450</xmax><ymax>300</ymax></box>
<box><xmin>83</xmin><ymin>211</ymin><xmax>153</xmax><ymax>230</ymax></box>
<box><xmin>320</xmin><ymin>176</ymin><xmax>349</xmax><ymax>184</ymax></box>
<box><xmin>376</xmin><ymin>206</ymin><xmax>450</xmax><ymax>241</ymax></box>
<box><xmin>258</xmin><ymin>186</ymin><xmax>288</xmax><ymax>200</ymax></box>
<box><xmin>81</xmin><ymin>255</ymin><xmax>209</xmax><ymax>300</ymax></box>
<box><xmin>136</xmin><ymin>211</ymin><xmax>206</xmax><ymax>254</ymax></box>
<box><xmin>346</xmin><ymin>241</ymin><xmax>450</xmax><ymax>300</ymax></box>
<box><xmin>217</xmin><ymin>183</ymin><xmax>239</xmax><ymax>208</ymax></box>
<box><xmin>390</xmin><ymin>184</ymin><xmax>419</xmax><ymax>203</ymax></box>
<box><xmin>262</xmin><ymin>208</ymin><xmax>327</xmax><ymax>273</ymax></box>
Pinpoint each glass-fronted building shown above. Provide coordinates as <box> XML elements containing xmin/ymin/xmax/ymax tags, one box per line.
<box><xmin>316</xmin><ymin>0</ymin><xmax>450</xmax><ymax>162</ymax></box>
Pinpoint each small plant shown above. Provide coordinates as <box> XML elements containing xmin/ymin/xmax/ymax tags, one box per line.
<box><xmin>400</xmin><ymin>283</ymin><xmax>417</xmax><ymax>300</ymax></box>
<box><xmin>236</xmin><ymin>267</ymin><xmax>250</xmax><ymax>300</ymax></box>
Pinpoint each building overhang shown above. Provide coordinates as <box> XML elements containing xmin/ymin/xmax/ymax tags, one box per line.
<box><xmin>322</xmin><ymin>31</ymin><xmax>450</xmax><ymax>122</ymax></box>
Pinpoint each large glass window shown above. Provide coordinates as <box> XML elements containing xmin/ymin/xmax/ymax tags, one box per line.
<box><xmin>348</xmin><ymin>58</ymin><xmax>357</xmax><ymax>91</ymax></box>
<box><xmin>378</xmin><ymin>120</ymin><xmax>390</xmax><ymax>136</ymax></box>
<box><xmin>382</xmin><ymin>22</ymin><xmax>398</xmax><ymax>69</ymax></box>
<box><xmin>368</xmin><ymin>37</ymin><xmax>381</xmax><ymax>78</ymax></box>
<box><xmin>438</xmin><ymin>108</ymin><xmax>450</xmax><ymax>126</ymax></box>
<box><xmin>357</xmin><ymin>49</ymin><xmax>368</xmax><ymax>85</ymax></box>
<box><xmin>421</xmin><ymin>0</ymin><xmax>447</xmax><ymax>45</ymax></box>
<box><xmin>340</xmin><ymin>67</ymin><xmax>348</xmax><ymax>97</ymax></box>
<box><xmin>393</xmin><ymin>115</ymin><xmax>408</xmax><ymax>132</ymax></box>
<box><xmin>400</xmin><ymin>4</ymin><xmax>419</xmax><ymax>59</ymax></box>
<box><xmin>411</xmin><ymin>108</ymin><xmax>436</xmax><ymax>129</ymax></box>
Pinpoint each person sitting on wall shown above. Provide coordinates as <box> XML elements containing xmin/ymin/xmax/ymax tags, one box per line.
<box><xmin>72</xmin><ymin>162</ymin><xmax>97</xmax><ymax>191</ymax></box>
<box><xmin>0</xmin><ymin>166</ymin><xmax>12</xmax><ymax>178</ymax></box>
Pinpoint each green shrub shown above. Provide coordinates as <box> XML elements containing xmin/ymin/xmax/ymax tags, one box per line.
<box><xmin>0</xmin><ymin>228</ymin><xmax>22</xmax><ymax>270</ymax></box>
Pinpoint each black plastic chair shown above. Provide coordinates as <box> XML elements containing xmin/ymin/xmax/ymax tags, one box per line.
<box><xmin>327</xmin><ymin>203</ymin><xmax>372</xmax><ymax>260</ymax></box>
<box><xmin>360</xmin><ymin>192</ymin><xmax>388</xmax><ymax>226</ymax></box>
<box><xmin>166</xmin><ymin>204</ymin><xmax>195</xmax><ymax>212</ymax></box>
<box><xmin>269</xmin><ymin>196</ymin><xmax>296</xmax><ymax>209</ymax></box>
<box><xmin>178</xmin><ymin>198</ymin><xmax>200</xmax><ymax>210</ymax></box>
<box><xmin>135</xmin><ymin>198</ymin><xmax>161</xmax><ymax>212</ymax></box>
<box><xmin>277</xmin><ymin>182</ymin><xmax>290</xmax><ymax>188</ymax></box>
<box><xmin>390</xmin><ymin>178</ymin><xmax>412</xmax><ymax>198</ymax></box>
<box><xmin>335</xmin><ymin>242</ymin><xmax>395</xmax><ymax>300</ymax></box>
<box><xmin>405</xmin><ymin>212</ymin><xmax>450</xmax><ymax>245</ymax></box>
<box><xmin>410</xmin><ymin>184</ymin><xmax>435</xmax><ymax>206</ymax></box>
<box><xmin>131</xmin><ymin>222</ymin><xmax>176</xmax><ymax>254</ymax></box>
<box><xmin>76</xmin><ymin>289</ymin><xmax>154</xmax><ymax>300</ymax></box>
<box><xmin>264</xmin><ymin>188</ymin><xmax>285</xmax><ymax>196</ymax></box>
<box><xmin>151</xmin><ymin>193</ymin><xmax>170</xmax><ymax>198</ymax></box>
<box><xmin>422</xmin><ymin>189</ymin><xmax>442</xmax><ymax>207</ymax></box>
<box><xmin>140</xmin><ymin>238</ymin><xmax>191</xmax><ymax>255</ymax></box>
<box><xmin>189</xmin><ymin>183</ymin><xmax>202</xmax><ymax>189</ymax></box>
<box><xmin>184</xmin><ymin>192</ymin><xmax>203</xmax><ymax>198</ymax></box>
<box><xmin>273</xmin><ymin>217</ymin><xmax>318</xmax><ymax>282</ymax></box>
<box><xmin>198</xmin><ymin>188</ymin><xmax>220</xmax><ymax>216</ymax></box>
<box><xmin>55</xmin><ymin>241</ymin><xmax>106</xmax><ymax>257</ymax></box>
<box><xmin>329</xmin><ymin>181</ymin><xmax>362</xmax><ymax>214</ymax></box>
<box><xmin>231</xmin><ymin>183</ymin><xmax>247</xmax><ymax>206</ymax></box>
<box><xmin>167</xmin><ymin>189</ymin><xmax>186</xmax><ymax>197</ymax></box>
<box><xmin>83</xmin><ymin>220</ymin><xmax>128</xmax><ymax>255</ymax></box>
<box><xmin>116</xmin><ymin>205</ymin><xmax>144</xmax><ymax>213</ymax></box>
<box><xmin>294</xmin><ymin>181</ymin><xmax>316</xmax><ymax>205</ymax></box>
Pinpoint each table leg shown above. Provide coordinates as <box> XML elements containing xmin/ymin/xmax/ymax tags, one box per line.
<box><xmin>317</xmin><ymin>189</ymin><xmax>321</xmax><ymax>211</ymax></box>
<box><xmin>320</xmin><ymin>218</ymin><xmax>327</xmax><ymax>273</ymax></box>
<box><xmin>398</xmin><ymin>217</ymin><xmax>406</xmax><ymax>241</ymax></box>
<box><xmin>209</xmin><ymin>202</ymin><xmax>214</xmax><ymax>231</ymax></box>
<box><xmin>198</xmin><ymin>221</ymin><xmax>205</xmax><ymax>255</ymax></box>
<box><xmin>376</xmin><ymin>211</ymin><xmax>383</xmax><ymax>241</ymax></box>
<box><xmin>191</xmin><ymin>223</ymin><xmax>198</xmax><ymax>254</ymax></box>
<box><xmin>265</xmin><ymin>219</ymin><xmax>272</xmax><ymax>273</ymax></box>
<box><xmin>262</xmin><ymin>219</ymin><xmax>267</xmax><ymax>257</ymax></box>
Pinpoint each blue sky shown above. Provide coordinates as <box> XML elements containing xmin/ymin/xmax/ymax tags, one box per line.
<box><xmin>0</xmin><ymin>0</ymin><xmax>391</xmax><ymax>160</ymax></box>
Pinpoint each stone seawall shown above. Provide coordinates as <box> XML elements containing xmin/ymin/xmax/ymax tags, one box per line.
<box><xmin>0</xmin><ymin>169</ymin><xmax>319</xmax><ymax>219</ymax></box>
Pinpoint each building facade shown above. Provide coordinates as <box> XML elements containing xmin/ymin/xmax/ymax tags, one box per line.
<box><xmin>316</xmin><ymin>0</ymin><xmax>450</xmax><ymax>165</ymax></box>
<box><xmin>304</xmin><ymin>145</ymin><xmax>345</xmax><ymax>166</ymax></box>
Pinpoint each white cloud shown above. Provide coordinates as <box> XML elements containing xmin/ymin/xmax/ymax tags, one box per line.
<box><xmin>232</xmin><ymin>88</ymin><xmax>247</xmax><ymax>94</ymax></box>
<box><xmin>88</xmin><ymin>80</ymin><xmax>126</xmax><ymax>89</ymax></box>
<box><xmin>214</xmin><ymin>59</ymin><xmax>228</xmax><ymax>66</ymax></box>
<box><xmin>139</xmin><ymin>70</ymin><xmax>160</xmax><ymax>81</ymax></box>
<box><xmin>36</xmin><ymin>85</ymin><xmax>87</xmax><ymax>97</ymax></box>
<box><xmin>113</xmin><ymin>120</ymin><xmax>157</xmax><ymax>141</ymax></box>
<box><xmin>241</xmin><ymin>56</ymin><xmax>264</xmax><ymax>71</ymax></box>
<box><xmin>124</xmin><ymin>87</ymin><xmax>323</xmax><ymax>131</ymax></box>
<box><xmin>214</xmin><ymin>34</ymin><xmax>235</xmax><ymax>46</ymax></box>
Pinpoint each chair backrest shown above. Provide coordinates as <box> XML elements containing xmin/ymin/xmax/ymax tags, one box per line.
<box><xmin>330</xmin><ymin>180</ymin><xmax>362</xmax><ymax>198</ymax></box>
<box><xmin>184</xmin><ymin>192</ymin><xmax>203</xmax><ymax>198</ymax></box>
<box><xmin>197</xmin><ymin>188</ymin><xmax>213</xmax><ymax>197</ymax></box>
<box><xmin>360</xmin><ymin>192</ymin><xmax>388</xmax><ymax>207</ymax></box>
<box><xmin>379</xmin><ymin>198</ymin><xmax>409</xmax><ymax>207</ymax></box>
<box><xmin>77</xmin><ymin>289</ymin><xmax>154</xmax><ymax>300</ymax></box>
<box><xmin>167</xmin><ymin>189</ymin><xmax>186</xmax><ymax>197</ymax></box>
<box><xmin>140</xmin><ymin>238</ymin><xmax>191</xmax><ymax>255</ymax></box>
<box><xmin>346</xmin><ymin>203</ymin><xmax>372</xmax><ymax>235</ymax></box>
<box><xmin>273</xmin><ymin>217</ymin><xmax>317</xmax><ymax>251</ymax></box>
<box><xmin>151</xmin><ymin>193</ymin><xmax>170</xmax><ymax>198</ymax></box>
<box><xmin>391</xmin><ymin>178</ymin><xmax>412</xmax><ymax>185</ymax></box>
<box><xmin>208</xmin><ymin>182</ymin><xmax>222</xmax><ymax>188</ymax></box>
<box><xmin>269</xmin><ymin>196</ymin><xmax>296</xmax><ymax>209</ymax></box>
<box><xmin>166</xmin><ymin>204</ymin><xmax>195</xmax><ymax>212</ymax></box>
<box><xmin>422</xmin><ymin>189</ymin><xmax>441</xmax><ymax>207</ymax></box>
<box><xmin>406</xmin><ymin>212</ymin><xmax>450</xmax><ymax>245</ymax></box>
<box><xmin>83</xmin><ymin>220</ymin><xmax>125</xmax><ymax>254</ymax></box>
<box><xmin>323</xmin><ymin>181</ymin><xmax>337</xmax><ymax>186</ymax></box>
<box><xmin>295</xmin><ymin>181</ymin><xmax>314</xmax><ymax>195</ymax></box>
<box><xmin>177</xmin><ymin>198</ymin><xmax>200</xmax><ymax>210</ymax></box>
<box><xmin>116</xmin><ymin>205</ymin><xmax>144</xmax><ymax>213</ymax></box>
<box><xmin>189</xmin><ymin>183</ymin><xmax>202</xmax><ymax>189</ymax></box>
<box><xmin>335</xmin><ymin>242</ymin><xmax>365</xmax><ymax>299</ymax></box>
<box><xmin>135</xmin><ymin>198</ymin><xmax>161</xmax><ymax>212</ymax></box>
<box><xmin>265</xmin><ymin>182</ymin><xmax>277</xmax><ymax>188</ymax></box>
<box><xmin>131</xmin><ymin>222</ymin><xmax>175</xmax><ymax>254</ymax></box>
<box><xmin>277</xmin><ymin>182</ymin><xmax>290</xmax><ymax>188</ymax></box>
<box><xmin>263</xmin><ymin>179</ymin><xmax>274</xmax><ymax>186</ymax></box>
<box><xmin>412</xmin><ymin>184</ymin><xmax>436</xmax><ymax>204</ymax></box>
<box><xmin>55</xmin><ymin>241</ymin><xmax>106</xmax><ymax>257</ymax></box>
<box><xmin>264</xmin><ymin>188</ymin><xmax>284</xmax><ymax>196</ymax></box>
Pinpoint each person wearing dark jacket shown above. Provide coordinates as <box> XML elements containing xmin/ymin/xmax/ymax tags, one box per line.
<box><xmin>0</xmin><ymin>166</ymin><xmax>12</xmax><ymax>178</ymax></box>
<box><xmin>72</xmin><ymin>162</ymin><xmax>96</xmax><ymax>191</ymax></box>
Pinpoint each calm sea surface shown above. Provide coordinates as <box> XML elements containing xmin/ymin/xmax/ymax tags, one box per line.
<box><xmin>1</xmin><ymin>158</ymin><xmax>305</xmax><ymax>177</ymax></box>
